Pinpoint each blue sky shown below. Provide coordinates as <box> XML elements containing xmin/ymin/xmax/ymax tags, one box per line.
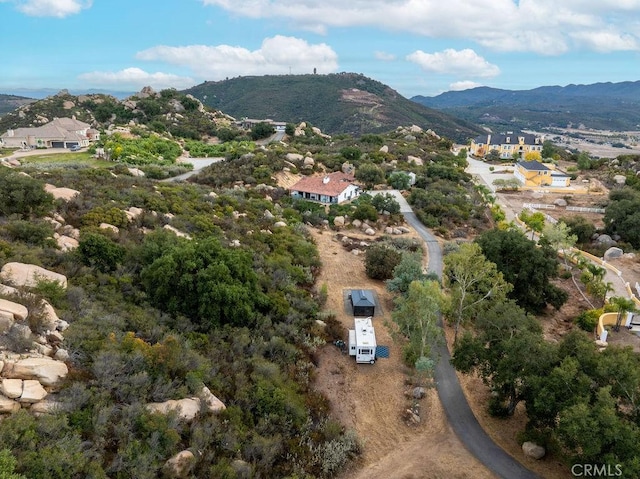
<box><xmin>1</xmin><ymin>0</ymin><xmax>640</xmax><ymax>98</ymax></box>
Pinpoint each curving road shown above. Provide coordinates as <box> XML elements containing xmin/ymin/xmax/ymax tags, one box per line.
<box><xmin>375</xmin><ymin>190</ymin><xmax>540</xmax><ymax>479</ymax></box>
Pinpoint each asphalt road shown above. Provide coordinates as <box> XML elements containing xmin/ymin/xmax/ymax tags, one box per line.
<box><xmin>402</xmin><ymin>209</ymin><xmax>541</xmax><ymax>479</ymax></box>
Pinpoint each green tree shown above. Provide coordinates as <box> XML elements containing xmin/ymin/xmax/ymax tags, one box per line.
<box><xmin>608</xmin><ymin>296</ymin><xmax>638</xmax><ymax>332</ymax></box>
<box><xmin>386</xmin><ymin>251</ymin><xmax>426</xmax><ymax>295</ymax></box>
<box><xmin>340</xmin><ymin>146</ymin><xmax>362</xmax><ymax>162</ymax></box>
<box><xmin>541</xmin><ymin>221</ymin><xmax>578</xmax><ymax>274</ymax></box>
<box><xmin>576</xmin><ymin>151</ymin><xmax>592</xmax><ymax>170</ymax></box>
<box><xmin>476</xmin><ymin>228</ymin><xmax>568</xmax><ymax>314</ymax></box>
<box><xmin>371</xmin><ymin>193</ymin><xmax>400</xmax><ymax>215</ymax></box>
<box><xmin>391</xmin><ymin>280</ymin><xmax>447</xmax><ymax>360</ymax></box>
<box><xmin>486</xmin><ymin>149</ymin><xmax>501</xmax><ymax>162</ymax></box>
<box><xmin>604</xmin><ymin>188</ymin><xmax>640</xmax><ymax>248</ymax></box>
<box><xmin>443</xmin><ymin>242</ymin><xmax>512</xmax><ymax>342</ymax></box>
<box><xmin>541</xmin><ymin>140</ymin><xmax>556</xmax><ymax>160</ymax></box>
<box><xmin>78</xmin><ymin>233</ymin><xmax>126</xmax><ymax>272</ymax></box>
<box><xmin>355</xmin><ymin>164</ymin><xmax>384</xmax><ymax>189</ymax></box>
<box><xmin>250</xmin><ymin>122</ymin><xmax>275</xmax><ymax>140</ymax></box>
<box><xmin>284</xmin><ymin>123</ymin><xmax>295</xmax><ymax>136</ymax></box>
<box><xmin>557</xmin><ymin>387</ymin><xmax>640</xmax><ymax>472</ymax></box>
<box><xmin>559</xmin><ymin>215</ymin><xmax>595</xmax><ymax>245</ymax></box>
<box><xmin>518</xmin><ymin>210</ymin><xmax>545</xmax><ymax>240</ymax></box>
<box><xmin>525</xmin><ymin>355</ymin><xmax>592</xmax><ymax>430</ymax></box>
<box><xmin>452</xmin><ymin>300</ymin><xmax>553</xmax><ymax>416</ymax></box>
<box><xmin>596</xmin><ymin>345</ymin><xmax>640</xmax><ymax>418</ymax></box>
<box><xmin>352</xmin><ymin>203</ymin><xmax>378</xmax><ymax>222</ymax></box>
<box><xmin>364</xmin><ymin>244</ymin><xmax>401</xmax><ymax>280</ymax></box>
<box><xmin>388</xmin><ymin>172</ymin><xmax>411</xmax><ymax>190</ymax></box>
<box><xmin>0</xmin><ymin>169</ymin><xmax>54</xmax><ymax>219</ymax></box>
<box><xmin>140</xmin><ymin>236</ymin><xmax>266</xmax><ymax>329</ymax></box>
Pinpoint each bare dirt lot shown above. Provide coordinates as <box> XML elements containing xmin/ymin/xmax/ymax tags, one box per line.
<box><xmin>498</xmin><ymin>188</ymin><xmax>608</xmax><ymax>229</ymax></box>
<box><xmin>310</xmin><ymin>227</ymin><xmax>496</xmax><ymax>479</ymax></box>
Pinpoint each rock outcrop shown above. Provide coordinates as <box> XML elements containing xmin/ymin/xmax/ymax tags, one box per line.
<box><xmin>162</xmin><ymin>450</ymin><xmax>196</xmax><ymax>479</ymax></box>
<box><xmin>522</xmin><ymin>441</ymin><xmax>546</xmax><ymax>460</ymax></box>
<box><xmin>44</xmin><ymin>184</ymin><xmax>80</xmax><ymax>201</ymax></box>
<box><xmin>1</xmin><ymin>263</ymin><xmax>67</xmax><ymax>289</ymax></box>
<box><xmin>2</xmin><ymin>357</ymin><xmax>69</xmax><ymax>387</ymax></box>
<box><xmin>146</xmin><ymin>398</ymin><xmax>201</xmax><ymax>421</ymax></box>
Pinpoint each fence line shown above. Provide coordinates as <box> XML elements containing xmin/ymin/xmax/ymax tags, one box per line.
<box><xmin>523</xmin><ymin>203</ymin><xmax>556</xmax><ymax>210</ymax></box>
<box><xmin>566</xmin><ymin>206</ymin><xmax>606</xmax><ymax>214</ymax></box>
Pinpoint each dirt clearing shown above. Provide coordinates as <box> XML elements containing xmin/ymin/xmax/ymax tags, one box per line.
<box><xmin>310</xmin><ymin>227</ymin><xmax>495</xmax><ymax>479</ymax></box>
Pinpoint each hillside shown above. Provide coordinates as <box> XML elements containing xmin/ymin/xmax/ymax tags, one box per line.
<box><xmin>0</xmin><ymin>94</ymin><xmax>35</xmax><ymax>116</ymax></box>
<box><xmin>182</xmin><ymin>73</ymin><xmax>483</xmax><ymax>142</ymax></box>
<box><xmin>412</xmin><ymin>81</ymin><xmax>640</xmax><ymax>131</ymax></box>
<box><xmin>0</xmin><ymin>87</ymin><xmax>233</xmax><ymax>140</ymax></box>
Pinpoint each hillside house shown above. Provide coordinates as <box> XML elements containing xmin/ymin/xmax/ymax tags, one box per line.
<box><xmin>289</xmin><ymin>171</ymin><xmax>361</xmax><ymax>204</ymax></box>
<box><xmin>1</xmin><ymin>117</ymin><xmax>99</xmax><ymax>149</ymax></box>
<box><xmin>237</xmin><ymin>118</ymin><xmax>287</xmax><ymax>131</ymax></box>
<box><xmin>470</xmin><ymin>131</ymin><xmax>543</xmax><ymax>159</ymax></box>
<box><xmin>514</xmin><ymin>160</ymin><xmax>570</xmax><ymax>187</ymax></box>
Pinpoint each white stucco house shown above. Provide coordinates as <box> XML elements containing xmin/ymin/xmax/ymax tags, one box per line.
<box><xmin>290</xmin><ymin>171</ymin><xmax>361</xmax><ymax>204</ymax></box>
<box><xmin>1</xmin><ymin>117</ymin><xmax>100</xmax><ymax>149</ymax></box>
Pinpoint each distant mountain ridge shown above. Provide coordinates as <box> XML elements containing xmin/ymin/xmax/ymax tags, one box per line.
<box><xmin>412</xmin><ymin>80</ymin><xmax>640</xmax><ymax>131</ymax></box>
<box><xmin>183</xmin><ymin>73</ymin><xmax>483</xmax><ymax>142</ymax></box>
<box><xmin>0</xmin><ymin>88</ymin><xmax>134</xmax><ymax>100</ymax></box>
<box><xmin>0</xmin><ymin>94</ymin><xmax>36</xmax><ymax>117</ymax></box>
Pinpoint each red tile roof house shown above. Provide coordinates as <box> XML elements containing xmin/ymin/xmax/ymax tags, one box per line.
<box><xmin>289</xmin><ymin>172</ymin><xmax>361</xmax><ymax>204</ymax></box>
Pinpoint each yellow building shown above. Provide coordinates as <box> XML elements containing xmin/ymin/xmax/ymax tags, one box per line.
<box><xmin>470</xmin><ymin>131</ymin><xmax>543</xmax><ymax>159</ymax></box>
<box><xmin>514</xmin><ymin>160</ymin><xmax>570</xmax><ymax>188</ymax></box>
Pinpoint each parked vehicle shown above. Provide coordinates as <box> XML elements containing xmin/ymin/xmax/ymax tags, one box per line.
<box><xmin>69</xmin><ymin>145</ymin><xmax>81</xmax><ymax>151</ymax></box>
<box><xmin>348</xmin><ymin>316</ymin><xmax>377</xmax><ymax>364</ymax></box>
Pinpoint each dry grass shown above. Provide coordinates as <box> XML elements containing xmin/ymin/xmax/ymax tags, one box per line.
<box><xmin>311</xmin><ymin>226</ymin><xmax>496</xmax><ymax>479</ymax></box>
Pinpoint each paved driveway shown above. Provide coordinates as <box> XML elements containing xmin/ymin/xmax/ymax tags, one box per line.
<box><xmin>396</xmin><ymin>192</ymin><xmax>541</xmax><ymax>479</ymax></box>
<box><xmin>466</xmin><ymin>157</ymin><xmax>516</xmax><ymax>193</ymax></box>
<box><xmin>166</xmin><ymin>157</ymin><xmax>225</xmax><ymax>182</ymax></box>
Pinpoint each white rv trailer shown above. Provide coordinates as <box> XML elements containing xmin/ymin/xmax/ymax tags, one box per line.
<box><xmin>349</xmin><ymin>316</ymin><xmax>377</xmax><ymax>364</ymax></box>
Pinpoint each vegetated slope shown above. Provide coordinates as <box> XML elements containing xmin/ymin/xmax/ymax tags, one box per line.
<box><xmin>412</xmin><ymin>80</ymin><xmax>640</xmax><ymax>131</ymax></box>
<box><xmin>0</xmin><ymin>88</ymin><xmax>232</xmax><ymax>139</ymax></box>
<box><xmin>183</xmin><ymin>73</ymin><xmax>483</xmax><ymax>142</ymax></box>
<box><xmin>0</xmin><ymin>94</ymin><xmax>35</xmax><ymax>116</ymax></box>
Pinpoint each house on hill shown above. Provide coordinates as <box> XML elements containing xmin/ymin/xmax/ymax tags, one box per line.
<box><xmin>470</xmin><ymin>131</ymin><xmax>543</xmax><ymax>159</ymax></box>
<box><xmin>1</xmin><ymin>117</ymin><xmax>99</xmax><ymax>149</ymax></box>
<box><xmin>289</xmin><ymin>171</ymin><xmax>361</xmax><ymax>204</ymax></box>
<box><xmin>349</xmin><ymin>289</ymin><xmax>376</xmax><ymax>317</ymax></box>
<box><xmin>514</xmin><ymin>160</ymin><xmax>570</xmax><ymax>187</ymax></box>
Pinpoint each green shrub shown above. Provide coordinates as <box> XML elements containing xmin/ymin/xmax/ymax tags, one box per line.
<box><xmin>575</xmin><ymin>309</ymin><xmax>602</xmax><ymax>332</ymax></box>
<box><xmin>365</xmin><ymin>244</ymin><xmax>401</xmax><ymax>280</ymax></box>
<box><xmin>78</xmin><ymin>232</ymin><xmax>126</xmax><ymax>272</ymax></box>
<box><xmin>352</xmin><ymin>203</ymin><xmax>378</xmax><ymax>222</ymax></box>
<box><xmin>4</xmin><ymin>220</ymin><xmax>54</xmax><ymax>246</ymax></box>
<box><xmin>81</xmin><ymin>206</ymin><xmax>129</xmax><ymax>228</ymax></box>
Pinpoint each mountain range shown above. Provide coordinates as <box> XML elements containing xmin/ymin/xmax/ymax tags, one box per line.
<box><xmin>412</xmin><ymin>81</ymin><xmax>640</xmax><ymax>131</ymax></box>
<box><xmin>182</xmin><ymin>73</ymin><xmax>482</xmax><ymax>142</ymax></box>
<box><xmin>3</xmin><ymin>77</ymin><xmax>640</xmax><ymax>141</ymax></box>
<box><xmin>0</xmin><ymin>94</ymin><xmax>36</xmax><ymax>116</ymax></box>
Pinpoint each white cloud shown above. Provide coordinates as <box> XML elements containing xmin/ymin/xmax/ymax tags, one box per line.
<box><xmin>570</xmin><ymin>30</ymin><xmax>640</xmax><ymax>52</ymax></box>
<box><xmin>375</xmin><ymin>51</ymin><xmax>396</xmax><ymax>61</ymax></box>
<box><xmin>407</xmin><ymin>49</ymin><xmax>500</xmax><ymax>78</ymax></box>
<box><xmin>201</xmin><ymin>0</ymin><xmax>640</xmax><ymax>54</ymax></box>
<box><xmin>3</xmin><ymin>0</ymin><xmax>91</xmax><ymax>17</ymax></box>
<box><xmin>78</xmin><ymin>68</ymin><xmax>195</xmax><ymax>90</ymax></box>
<box><xmin>136</xmin><ymin>36</ymin><xmax>338</xmax><ymax>79</ymax></box>
<box><xmin>449</xmin><ymin>81</ymin><xmax>482</xmax><ymax>91</ymax></box>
